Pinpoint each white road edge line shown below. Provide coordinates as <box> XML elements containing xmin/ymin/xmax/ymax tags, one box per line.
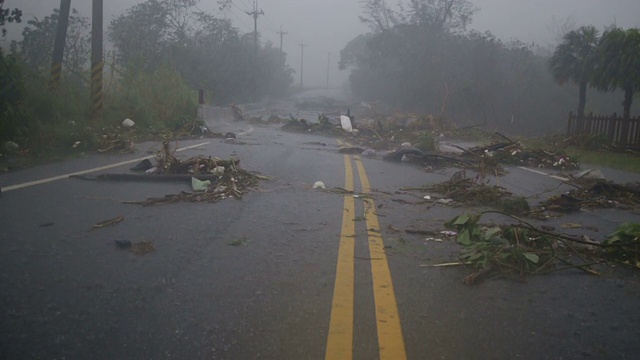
<box><xmin>2</xmin><ymin>142</ymin><xmax>210</xmax><ymax>192</ymax></box>
<box><xmin>517</xmin><ymin>166</ymin><xmax>570</xmax><ymax>182</ymax></box>
<box><xmin>517</xmin><ymin>166</ymin><xmax>548</xmax><ymax>176</ymax></box>
<box><xmin>237</xmin><ymin>126</ymin><xmax>254</xmax><ymax>136</ymax></box>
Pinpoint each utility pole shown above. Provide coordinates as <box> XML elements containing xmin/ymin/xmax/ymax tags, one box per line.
<box><xmin>90</xmin><ymin>0</ymin><xmax>103</xmax><ymax>120</ymax></box>
<box><xmin>277</xmin><ymin>25</ymin><xmax>287</xmax><ymax>55</ymax></box>
<box><xmin>245</xmin><ymin>1</ymin><xmax>263</xmax><ymax>59</ymax></box>
<box><xmin>299</xmin><ymin>42</ymin><xmax>305</xmax><ymax>88</ymax></box>
<box><xmin>50</xmin><ymin>0</ymin><xmax>71</xmax><ymax>89</ymax></box>
<box><xmin>326</xmin><ymin>52</ymin><xmax>331</xmax><ymax>90</ymax></box>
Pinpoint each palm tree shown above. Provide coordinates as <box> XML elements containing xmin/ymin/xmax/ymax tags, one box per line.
<box><xmin>548</xmin><ymin>26</ymin><xmax>600</xmax><ymax>133</ymax></box>
<box><xmin>593</xmin><ymin>27</ymin><xmax>640</xmax><ymax>124</ymax></box>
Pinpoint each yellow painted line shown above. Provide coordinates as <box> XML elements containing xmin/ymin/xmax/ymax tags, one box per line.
<box><xmin>1</xmin><ymin>142</ymin><xmax>210</xmax><ymax>192</ymax></box>
<box><xmin>325</xmin><ymin>155</ymin><xmax>355</xmax><ymax>360</ymax></box>
<box><xmin>354</xmin><ymin>156</ymin><xmax>407</xmax><ymax>360</ymax></box>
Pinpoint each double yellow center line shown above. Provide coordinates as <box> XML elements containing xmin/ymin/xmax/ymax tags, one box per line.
<box><xmin>325</xmin><ymin>155</ymin><xmax>407</xmax><ymax>360</ymax></box>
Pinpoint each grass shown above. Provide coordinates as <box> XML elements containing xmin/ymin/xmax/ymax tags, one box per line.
<box><xmin>566</xmin><ymin>148</ymin><xmax>640</xmax><ymax>173</ymax></box>
<box><xmin>515</xmin><ymin>135</ymin><xmax>640</xmax><ymax>174</ymax></box>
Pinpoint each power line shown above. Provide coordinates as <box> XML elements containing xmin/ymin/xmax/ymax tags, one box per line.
<box><xmin>262</xmin><ymin>13</ymin><xmax>280</xmax><ymax>31</ymax></box>
<box><xmin>258</xmin><ymin>16</ymin><xmax>279</xmax><ymax>33</ymax></box>
<box><xmin>224</xmin><ymin>8</ymin><xmax>251</xmax><ymax>30</ymax></box>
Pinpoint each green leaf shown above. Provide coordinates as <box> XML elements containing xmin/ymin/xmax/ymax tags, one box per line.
<box><xmin>452</xmin><ymin>214</ymin><xmax>470</xmax><ymax>226</ymax></box>
<box><xmin>457</xmin><ymin>229</ymin><xmax>472</xmax><ymax>245</ymax></box>
<box><xmin>484</xmin><ymin>227</ymin><xmax>502</xmax><ymax>241</ymax></box>
<box><xmin>523</xmin><ymin>253</ymin><xmax>539</xmax><ymax>264</ymax></box>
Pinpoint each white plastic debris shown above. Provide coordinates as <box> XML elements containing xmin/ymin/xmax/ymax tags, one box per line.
<box><xmin>122</xmin><ymin>118</ymin><xmax>135</xmax><ymax>127</ymax></box>
<box><xmin>423</xmin><ymin>195</ymin><xmax>431</xmax><ymax>200</ymax></box>
<box><xmin>145</xmin><ymin>166</ymin><xmax>158</xmax><ymax>175</ymax></box>
<box><xmin>313</xmin><ymin>181</ymin><xmax>326</xmax><ymax>189</ymax></box>
<box><xmin>72</xmin><ymin>141</ymin><xmax>81</xmax><ymax>148</ymax></box>
<box><xmin>340</xmin><ymin>115</ymin><xmax>353</xmax><ymax>132</ymax></box>
<box><xmin>361</xmin><ymin>148</ymin><xmax>377</xmax><ymax>157</ymax></box>
<box><xmin>211</xmin><ymin>166</ymin><xmax>225</xmax><ymax>175</ymax></box>
<box><xmin>440</xmin><ymin>230</ymin><xmax>458</xmax><ymax>237</ymax></box>
<box><xmin>437</xmin><ymin>198</ymin><xmax>453</xmax><ymax>204</ymax></box>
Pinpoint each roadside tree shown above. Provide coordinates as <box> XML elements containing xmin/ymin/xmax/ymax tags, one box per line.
<box><xmin>593</xmin><ymin>27</ymin><xmax>640</xmax><ymax>122</ymax></box>
<box><xmin>548</xmin><ymin>26</ymin><xmax>600</xmax><ymax>132</ymax></box>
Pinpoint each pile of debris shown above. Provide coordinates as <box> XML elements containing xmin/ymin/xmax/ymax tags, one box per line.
<box><xmin>129</xmin><ymin>140</ymin><xmax>265</xmax><ymax>205</ymax></box>
<box><xmin>96</xmin><ymin>126</ymin><xmax>135</xmax><ymax>154</ymax></box>
<box><xmin>541</xmin><ymin>179</ymin><xmax>640</xmax><ymax>213</ymax></box>
<box><xmin>173</xmin><ymin>121</ymin><xmax>226</xmax><ymax>140</ymax></box>
<box><xmin>281</xmin><ymin>113</ymin><xmax>345</xmax><ymax>136</ymax></box>
<box><xmin>75</xmin><ymin>140</ymin><xmax>266</xmax><ymax>205</ymax></box>
<box><xmin>439</xmin><ymin>212</ymin><xmax>604</xmax><ymax>285</ymax></box>
<box><xmin>405</xmin><ymin>171</ymin><xmax>530</xmax><ymax>215</ymax></box>
<box><xmin>431</xmin><ymin>211</ymin><xmax>640</xmax><ymax>284</ymax></box>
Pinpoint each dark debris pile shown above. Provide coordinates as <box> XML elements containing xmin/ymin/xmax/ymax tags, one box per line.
<box><xmin>541</xmin><ymin>180</ymin><xmax>640</xmax><ymax>213</ymax></box>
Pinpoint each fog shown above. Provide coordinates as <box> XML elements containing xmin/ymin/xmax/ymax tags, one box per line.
<box><xmin>4</xmin><ymin>0</ymin><xmax>639</xmax><ymax>87</ymax></box>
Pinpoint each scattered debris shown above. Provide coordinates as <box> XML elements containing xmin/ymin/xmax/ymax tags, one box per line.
<box><xmin>75</xmin><ymin>141</ymin><xmax>266</xmax><ymax>206</ymax></box>
<box><xmin>122</xmin><ymin>118</ymin><xmax>135</xmax><ymax>127</ymax></box>
<box><xmin>174</xmin><ymin>121</ymin><xmax>221</xmax><ymax>139</ymax></box>
<box><xmin>404</xmin><ymin>171</ymin><xmax>530</xmax><ymax>215</ymax></box>
<box><xmin>340</xmin><ymin>115</ymin><xmax>353</xmax><ymax>132</ymax></box>
<box><xmin>130</xmin><ymin>159</ymin><xmax>154</xmax><ymax>171</ymax></box>
<box><xmin>90</xmin><ymin>215</ymin><xmax>124</xmax><ymax>231</ymax></box>
<box><xmin>227</xmin><ymin>237</ymin><xmax>248</xmax><ymax>246</ymax></box>
<box><xmin>192</xmin><ymin>177</ymin><xmax>212</xmax><ymax>191</ymax></box>
<box><xmin>338</xmin><ymin>146</ymin><xmax>365</xmax><ymax>154</ymax></box>
<box><xmin>97</xmin><ymin>127</ymin><xmax>135</xmax><ymax>153</ymax></box>
<box><xmin>361</xmin><ymin>148</ymin><xmax>377</xmax><ymax>157</ymax></box>
<box><xmin>541</xmin><ymin>180</ymin><xmax>640</xmax><ymax>213</ymax></box>
<box><xmin>383</xmin><ymin>146</ymin><xmax>425</xmax><ymax>162</ymax></box>
<box><xmin>131</xmin><ymin>239</ymin><xmax>155</xmax><ymax>255</ymax></box>
<box><xmin>604</xmin><ymin>223</ymin><xmax>640</xmax><ymax>268</ymax></box>
<box><xmin>313</xmin><ymin>181</ymin><xmax>326</xmax><ymax>189</ymax></box>
<box><xmin>442</xmin><ymin>212</ymin><xmax>603</xmax><ymax>285</ymax></box>
<box><xmin>114</xmin><ymin>239</ymin><xmax>132</xmax><ymax>250</ymax></box>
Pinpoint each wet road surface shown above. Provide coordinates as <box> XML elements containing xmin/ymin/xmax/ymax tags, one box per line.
<box><xmin>1</xmin><ymin>117</ymin><xmax>640</xmax><ymax>359</ymax></box>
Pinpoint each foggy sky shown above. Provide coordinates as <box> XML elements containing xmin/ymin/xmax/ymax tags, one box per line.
<box><xmin>4</xmin><ymin>0</ymin><xmax>640</xmax><ymax>87</ymax></box>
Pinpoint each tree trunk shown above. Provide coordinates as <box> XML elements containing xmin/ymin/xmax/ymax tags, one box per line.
<box><xmin>621</xmin><ymin>85</ymin><xmax>633</xmax><ymax>145</ymax></box>
<box><xmin>577</xmin><ymin>81</ymin><xmax>587</xmax><ymax>134</ymax></box>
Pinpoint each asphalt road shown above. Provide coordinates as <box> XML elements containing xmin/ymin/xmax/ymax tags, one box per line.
<box><xmin>1</xmin><ymin>117</ymin><xmax>640</xmax><ymax>359</ymax></box>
